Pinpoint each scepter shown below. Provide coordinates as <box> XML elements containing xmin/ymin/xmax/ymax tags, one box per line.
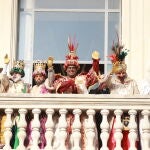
<box><xmin>47</xmin><ymin>56</ymin><xmax>55</xmax><ymax>87</ymax></box>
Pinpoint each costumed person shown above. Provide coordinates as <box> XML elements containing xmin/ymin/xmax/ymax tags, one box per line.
<box><xmin>137</xmin><ymin>79</ymin><xmax>150</xmax><ymax>95</ymax></box>
<box><xmin>8</xmin><ymin>60</ymin><xmax>30</xmax><ymax>93</ymax></box>
<box><xmin>45</xmin><ymin>56</ymin><xmax>55</xmax><ymax>92</ymax></box>
<box><xmin>122</xmin><ymin>113</ymin><xmax>141</xmax><ymax>150</ymax></box>
<box><xmin>0</xmin><ymin>54</ymin><xmax>10</xmax><ymax>93</ymax></box>
<box><xmin>106</xmin><ymin>40</ymin><xmax>140</xmax><ymax>95</ymax></box>
<box><xmin>38</xmin><ymin>112</ymin><xmax>47</xmax><ymax>149</ymax></box>
<box><xmin>53</xmin><ymin>36</ymin><xmax>100</xmax><ymax>94</ymax></box>
<box><xmin>121</xmin><ymin>114</ymin><xmax>130</xmax><ymax>150</ymax></box>
<box><xmin>107</xmin><ymin>39</ymin><xmax>140</xmax><ymax>150</ymax></box>
<box><xmin>53</xmin><ymin>35</ymin><xmax>80</xmax><ymax>94</ymax></box>
<box><xmin>31</xmin><ymin>58</ymin><xmax>55</xmax><ymax>94</ymax></box>
<box><xmin>10</xmin><ymin>112</ymin><xmax>20</xmax><ymax>149</ymax></box>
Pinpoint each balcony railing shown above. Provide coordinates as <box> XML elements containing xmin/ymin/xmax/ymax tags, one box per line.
<box><xmin>0</xmin><ymin>94</ymin><xmax>149</xmax><ymax>150</ymax></box>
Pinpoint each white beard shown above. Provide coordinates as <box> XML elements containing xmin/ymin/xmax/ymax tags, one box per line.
<box><xmin>12</xmin><ymin>74</ymin><xmax>22</xmax><ymax>83</ymax></box>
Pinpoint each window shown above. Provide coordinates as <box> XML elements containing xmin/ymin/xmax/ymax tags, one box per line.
<box><xmin>18</xmin><ymin>0</ymin><xmax>121</xmax><ymax>84</ymax></box>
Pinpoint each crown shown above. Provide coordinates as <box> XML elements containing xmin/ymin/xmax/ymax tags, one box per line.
<box><xmin>108</xmin><ymin>36</ymin><xmax>129</xmax><ymax>73</ymax></box>
<box><xmin>33</xmin><ymin>60</ymin><xmax>47</xmax><ymax>77</ymax></box>
<box><xmin>34</xmin><ymin>60</ymin><xmax>46</xmax><ymax>71</ymax></box>
<box><xmin>13</xmin><ymin>60</ymin><xmax>25</xmax><ymax>70</ymax></box>
<box><xmin>10</xmin><ymin>60</ymin><xmax>25</xmax><ymax>77</ymax></box>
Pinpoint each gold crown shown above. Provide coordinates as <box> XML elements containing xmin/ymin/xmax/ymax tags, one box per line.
<box><xmin>33</xmin><ymin>60</ymin><xmax>46</xmax><ymax>71</ymax></box>
<box><xmin>112</xmin><ymin>61</ymin><xmax>127</xmax><ymax>73</ymax></box>
<box><xmin>13</xmin><ymin>60</ymin><xmax>25</xmax><ymax>70</ymax></box>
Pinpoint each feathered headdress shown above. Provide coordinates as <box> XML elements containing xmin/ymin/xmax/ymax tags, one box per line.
<box><xmin>63</xmin><ymin>36</ymin><xmax>80</xmax><ymax>71</ymax></box>
<box><xmin>108</xmin><ymin>37</ymin><xmax>129</xmax><ymax>73</ymax></box>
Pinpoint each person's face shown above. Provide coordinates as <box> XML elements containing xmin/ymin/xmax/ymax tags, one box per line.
<box><xmin>66</xmin><ymin>65</ymin><xmax>78</xmax><ymax>78</ymax></box>
<box><xmin>34</xmin><ymin>74</ymin><xmax>45</xmax><ymax>86</ymax></box>
<box><xmin>123</xmin><ymin>116</ymin><xmax>129</xmax><ymax>127</ymax></box>
<box><xmin>116</xmin><ymin>70</ymin><xmax>127</xmax><ymax>82</ymax></box>
<box><xmin>12</xmin><ymin>72</ymin><xmax>22</xmax><ymax>82</ymax></box>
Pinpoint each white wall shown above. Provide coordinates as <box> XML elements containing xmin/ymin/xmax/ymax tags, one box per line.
<box><xmin>0</xmin><ymin>0</ymin><xmax>17</xmax><ymax>69</ymax></box>
<box><xmin>0</xmin><ymin>0</ymin><xmax>11</xmax><ymax>67</ymax></box>
<box><xmin>122</xmin><ymin>0</ymin><xmax>150</xmax><ymax>81</ymax></box>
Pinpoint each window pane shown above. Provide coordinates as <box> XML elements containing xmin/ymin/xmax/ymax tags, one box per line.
<box><xmin>107</xmin><ymin>64</ymin><xmax>112</xmax><ymax>72</ymax></box>
<box><xmin>33</xmin><ymin>12</ymin><xmax>104</xmax><ymax>62</ymax></box>
<box><xmin>108</xmin><ymin>0</ymin><xmax>121</xmax><ymax>9</ymax></box>
<box><xmin>108</xmin><ymin>12</ymin><xmax>120</xmax><ymax>58</ymax></box>
<box><xmin>18</xmin><ymin>12</ymin><xmax>33</xmax><ymax>60</ymax></box>
<box><xmin>35</xmin><ymin>0</ymin><xmax>105</xmax><ymax>9</ymax></box>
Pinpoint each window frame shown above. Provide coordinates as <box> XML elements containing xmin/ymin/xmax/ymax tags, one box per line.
<box><xmin>17</xmin><ymin>0</ymin><xmax>122</xmax><ymax>84</ymax></box>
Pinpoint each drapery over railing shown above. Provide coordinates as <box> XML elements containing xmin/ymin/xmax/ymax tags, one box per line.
<box><xmin>0</xmin><ymin>94</ymin><xmax>149</xmax><ymax>150</ymax></box>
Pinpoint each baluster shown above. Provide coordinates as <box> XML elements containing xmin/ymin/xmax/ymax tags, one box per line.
<box><xmin>71</xmin><ymin>109</ymin><xmax>81</xmax><ymax>150</ymax></box>
<box><xmin>141</xmin><ymin>110</ymin><xmax>150</xmax><ymax>150</ymax></box>
<box><xmin>114</xmin><ymin>109</ymin><xmax>123</xmax><ymax>150</ymax></box>
<box><xmin>100</xmin><ymin>109</ymin><xmax>109</xmax><ymax>150</ymax></box>
<box><xmin>3</xmin><ymin>108</ymin><xmax>13</xmax><ymax>150</ymax></box>
<box><xmin>86</xmin><ymin>109</ymin><xmax>96</xmax><ymax>150</ymax></box>
<box><xmin>58</xmin><ymin>109</ymin><xmax>68</xmax><ymax>150</ymax></box>
<box><xmin>128</xmin><ymin>110</ymin><xmax>137</xmax><ymax>150</ymax></box>
<box><xmin>30</xmin><ymin>108</ymin><xmax>41</xmax><ymax>150</ymax></box>
<box><xmin>16</xmin><ymin>109</ymin><xmax>27</xmax><ymax>150</ymax></box>
<box><xmin>44</xmin><ymin>109</ymin><xmax>54</xmax><ymax>150</ymax></box>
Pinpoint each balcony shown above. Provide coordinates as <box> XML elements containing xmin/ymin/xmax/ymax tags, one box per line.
<box><xmin>0</xmin><ymin>94</ymin><xmax>150</xmax><ymax>150</ymax></box>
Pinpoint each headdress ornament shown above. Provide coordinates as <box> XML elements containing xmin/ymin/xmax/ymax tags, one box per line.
<box><xmin>33</xmin><ymin>60</ymin><xmax>47</xmax><ymax>77</ymax></box>
<box><xmin>108</xmin><ymin>37</ymin><xmax>129</xmax><ymax>73</ymax></box>
<box><xmin>10</xmin><ymin>60</ymin><xmax>25</xmax><ymax>77</ymax></box>
<box><xmin>63</xmin><ymin>36</ymin><xmax>80</xmax><ymax>71</ymax></box>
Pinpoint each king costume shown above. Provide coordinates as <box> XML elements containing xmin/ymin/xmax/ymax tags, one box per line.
<box><xmin>106</xmin><ymin>40</ymin><xmax>139</xmax><ymax>95</ymax></box>
<box><xmin>53</xmin><ymin>36</ymin><xmax>100</xmax><ymax>94</ymax></box>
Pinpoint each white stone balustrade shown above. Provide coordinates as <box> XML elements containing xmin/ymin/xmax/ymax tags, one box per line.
<box><xmin>100</xmin><ymin>109</ymin><xmax>109</xmax><ymax>150</ymax></box>
<box><xmin>30</xmin><ymin>108</ymin><xmax>41</xmax><ymax>150</ymax></box>
<box><xmin>44</xmin><ymin>108</ymin><xmax>54</xmax><ymax>150</ymax></box>
<box><xmin>128</xmin><ymin>110</ymin><xmax>138</xmax><ymax>150</ymax></box>
<box><xmin>57</xmin><ymin>109</ymin><xmax>68</xmax><ymax>150</ymax></box>
<box><xmin>141</xmin><ymin>110</ymin><xmax>150</xmax><ymax>150</ymax></box>
<box><xmin>86</xmin><ymin>109</ymin><xmax>96</xmax><ymax>150</ymax></box>
<box><xmin>114</xmin><ymin>109</ymin><xmax>123</xmax><ymax>150</ymax></box>
<box><xmin>16</xmin><ymin>108</ymin><xmax>27</xmax><ymax>150</ymax></box>
<box><xmin>0</xmin><ymin>94</ymin><xmax>149</xmax><ymax>150</ymax></box>
<box><xmin>71</xmin><ymin>109</ymin><xmax>81</xmax><ymax>150</ymax></box>
<box><xmin>3</xmin><ymin>108</ymin><xmax>13</xmax><ymax>150</ymax></box>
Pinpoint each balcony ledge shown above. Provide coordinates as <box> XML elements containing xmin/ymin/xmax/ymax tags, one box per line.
<box><xmin>0</xmin><ymin>93</ymin><xmax>149</xmax><ymax>110</ymax></box>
